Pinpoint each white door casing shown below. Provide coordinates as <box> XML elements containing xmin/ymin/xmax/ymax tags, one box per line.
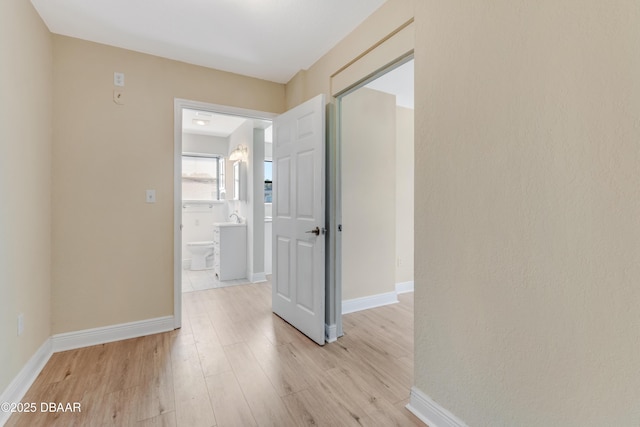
<box><xmin>272</xmin><ymin>94</ymin><xmax>326</xmax><ymax>345</ymax></box>
<box><xmin>174</xmin><ymin>99</ymin><xmax>277</xmax><ymax>330</ymax></box>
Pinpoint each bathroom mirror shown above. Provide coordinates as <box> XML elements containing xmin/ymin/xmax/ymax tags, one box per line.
<box><xmin>233</xmin><ymin>161</ymin><xmax>241</xmax><ymax>200</ymax></box>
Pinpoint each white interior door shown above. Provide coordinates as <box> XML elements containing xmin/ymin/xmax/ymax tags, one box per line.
<box><xmin>272</xmin><ymin>94</ymin><xmax>326</xmax><ymax>345</ymax></box>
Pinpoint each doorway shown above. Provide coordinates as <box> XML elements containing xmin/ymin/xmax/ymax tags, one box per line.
<box><xmin>173</xmin><ymin>99</ymin><xmax>275</xmax><ymax>328</ymax></box>
<box><xmin>335</xmin><ymin>57</ymin><xmax>415</xmax><ymax>336</ymax></box>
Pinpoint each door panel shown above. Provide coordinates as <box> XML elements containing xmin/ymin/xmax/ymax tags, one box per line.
<box><xmin>276</xmin><ymin>156</ymin><xmax>291</xmax><ymax>216</ymax></box>
<box><xmin>295</xmin><ymin>240</ymin><xmax>315</xmax><ymax>312</ymax></box>
<box><xmin>296</xmin><ymin>150</ymin><xmax>315</xmax><ymax>218</ymax></box>
<box><xmin>272</xmin><ymin>94</ymin><xmax>326</xmax><ymax>345</ymax></box>
<box><xmin>276</xmin><ymin>237</ymin><xmax>291</xmax><ymax>298</ymax></box>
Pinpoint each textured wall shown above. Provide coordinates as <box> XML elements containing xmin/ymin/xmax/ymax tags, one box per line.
<box><xmin>414</xmin><ymin>1</ymin><xmax>640</xmax><ymax>425</ymax></box>
<box><xmin>341</xmin><ymin>88</ymin><xmax>397</xmax><ymax>300</ymax></box>
<box><xmin>52</xmin><ymin>36</ymin><xmax>284</xmax><ymax>334</ymax></box>
<box><xmin>395</xmin><ymin>106</ymin><xmax>414</xmax><ymax>285</ymax></box>
<box><xmin>0</xmin><ymin>0</ymin><xmax>53</xmax><ymax>394</ymax></box>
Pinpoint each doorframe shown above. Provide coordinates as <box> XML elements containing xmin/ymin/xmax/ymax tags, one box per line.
<box><xmin>173</xmin><ymin>98</ymin><xmax>276</xmax><ymax>329</ymax></box>
<box><xmin>330</xmin><ymin>51</ymin><xmax>414</xmax><ymax>338</ymax></box>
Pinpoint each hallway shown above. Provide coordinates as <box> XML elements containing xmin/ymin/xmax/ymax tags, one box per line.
<box><xmin>7</xmin><ymin>281</ymin><xmax>419</xmax><ymax>426</ymax></box>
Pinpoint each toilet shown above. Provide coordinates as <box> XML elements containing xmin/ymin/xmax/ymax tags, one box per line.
<box><xmin>186</xmin><ymin>241</ymin><xmax>214</xmax><ymax>270</ymax></box>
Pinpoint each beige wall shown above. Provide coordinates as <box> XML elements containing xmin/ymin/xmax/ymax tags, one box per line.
<box><xmin>288</xmin><ymin>0</ymin><xmax>640</xmax><ymax>423</ymax></box>
<box><xmin>415</xmin><ymin>1</ymin><xmax>640</xmax><ymax>425</ymax></box>
<box><xmin>341</xmin><ymin>88</ymin><xmax>396</xmax><ymax>300</ymax></box>
<box><xmin>7</xmin><ymin>1</ymin><xmax>636</xmax><ymax>424</ymax></box>
<box><xmin>341</xmin><ymin>94</ymin><xmax>414</xmax><ymax>301</ymax></box>
<box><xmin>0</xmin><ymin>1</ymin><xmax>53</xmax><ymax>393</ymax></box>
<box><xmin>395</xmin><ymin>106</ymin><xmax>414</xmax><ymax>284</ymax></box>
<box><xmin>52</xmin><ymin>36</ymin><xmax>285</xmax><ymax>333</ymax></box>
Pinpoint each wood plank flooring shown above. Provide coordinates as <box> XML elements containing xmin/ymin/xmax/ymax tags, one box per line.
<box><xmin>7</xmin><ymin>282</ymin><xmax>421</xmax><ymax>427</ymax></box>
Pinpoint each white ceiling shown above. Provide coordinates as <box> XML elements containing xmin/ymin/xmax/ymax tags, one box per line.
<box><xmin>365</xmin><ymin>59</ymin><xmax>414</xmax><ymax>109</ymax></box>
<box><xmin>183</xmin><ymin>109</ymin><xmax>246</xmax><ymax>137</ymax></box>
<box><xmin>182</xmin><ymin>109</ymin><xmax>271</xmax><ymax>137</ymax></box>
<box><xmin>30</xmin><ymin>0</ymin><xmax>387</xmax><ymax>84</ymax></box>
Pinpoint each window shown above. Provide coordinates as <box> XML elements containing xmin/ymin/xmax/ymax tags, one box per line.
<box><xmin>264</xmin><ymin>160</ymin><xmax>272</xmax><ymax>202</ymax></box>
<box><xmin>182</xmin><ymin>154</ymin><xmax>224</xmax><ymax>201</ymax></box>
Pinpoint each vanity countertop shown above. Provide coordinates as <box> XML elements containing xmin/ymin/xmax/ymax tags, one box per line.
<box><xmin>213</xmin><ymin>222</ymin><xmax>246</xmax><ymax>227</ymax></box>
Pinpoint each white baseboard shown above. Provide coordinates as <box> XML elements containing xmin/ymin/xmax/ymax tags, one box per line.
<box><xmin>325</xmin><ymin>323</ymin><xmax>338</xmax><ymax>343</ymax></box>
<box><xmin>1</xmin><ymin>316</ymin><xmax>176</xmax><ymax>425</ymax></box>
<box><xmin>342</xmin><ymin>291</ymin><xmax>398</xmax><ymax>314</ymax></box>
<box><xmin>0</xmin><ymin>338</ymin><xmax>53</xmax><ymax>426</ymax></box>
<box><xmin>396</xmin><ymin>280</ymin><xmax>414</xmax><ymax>294</ymax></box>
<box><xmin>341</xmin><ymin>282</ymin><xmax>414</xmax><ymax>316</ymax></box>
<box><xmin>406</xmin><ymin>387</ymin><xmax>468</xmax><ymax>427</ymax></box>
<box><xmin>249</xmin><ymin>272</ymin><xmax>267</xmax><ymax>283</ymax></box>
<box><xmin>51</xmin><ymin>316</ymin><xmax>175</xmax><ymax>352</ymax></box>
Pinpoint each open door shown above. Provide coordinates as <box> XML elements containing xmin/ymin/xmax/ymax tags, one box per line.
<box><xmin>272</xmin><ymin>94</ymin><xmax>326</xmax><ymax>345</ymax></box>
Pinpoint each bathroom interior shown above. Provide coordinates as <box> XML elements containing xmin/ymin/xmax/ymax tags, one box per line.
<box><xmin>181</xmin><ymin>108</ymin><xmax>273</xmax><ymax>292</ymax></box>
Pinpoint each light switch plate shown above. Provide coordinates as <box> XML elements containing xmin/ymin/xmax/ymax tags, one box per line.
<box><xmin>146</xmin><ymin>189</ymin><xmax>156</xmax><ymax>203</ymax></box>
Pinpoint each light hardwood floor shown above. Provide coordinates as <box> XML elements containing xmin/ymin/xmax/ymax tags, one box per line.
<box><xmin>7</xmin><ymin>282</ymin><xmax>421</xmax><ymax>427</ymax></box>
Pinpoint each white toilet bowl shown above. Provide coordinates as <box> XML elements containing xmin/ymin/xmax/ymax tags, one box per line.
<box><xmin>187</xmin><ymin>241</ymin><xmax>214</xmax><ymax>270</ymax></box>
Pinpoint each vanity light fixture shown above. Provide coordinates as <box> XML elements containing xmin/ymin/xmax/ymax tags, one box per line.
<box><xmin>229</xmin><ymin>145</ymin><xmax>247</xmax><ymax>161</ymax></box>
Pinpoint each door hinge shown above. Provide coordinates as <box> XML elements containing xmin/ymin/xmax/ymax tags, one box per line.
<box><xmin>338</xmin><ymin>224</ymin><xmax>342</xmax><ymax>232</ymax></box>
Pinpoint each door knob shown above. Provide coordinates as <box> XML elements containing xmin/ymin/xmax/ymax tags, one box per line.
<box><xmin>305</xmin><ymin>227</ymin><xmax>320</xmax><ymax>236</ymax></box>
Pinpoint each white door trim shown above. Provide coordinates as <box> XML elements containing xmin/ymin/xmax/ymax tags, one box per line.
<box><xmin>173</xmin><ymin>99</ymin><xmax>276</xmax><ymax>329</ymax></box>
<box><xmin>331</xmin><ymin>20</ymin><xmax>414</xmax><ymax>96</ymax></box>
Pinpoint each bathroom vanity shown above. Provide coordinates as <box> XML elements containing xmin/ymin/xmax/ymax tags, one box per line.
<box><xmin>212</xmin><ymin>222</ymin><xmax>247</xmax><ymax>280</ymax></box>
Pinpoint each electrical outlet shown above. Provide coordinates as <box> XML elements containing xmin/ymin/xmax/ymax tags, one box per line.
<box><xmin>17</xmin><ymin>313</ymin><xmax>24</xmax><ymax>336</ymax></box>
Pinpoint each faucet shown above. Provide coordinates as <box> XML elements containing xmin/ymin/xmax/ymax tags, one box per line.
<box><xmin>229</xmin><ymin>212</ymin><xmax>240</xmax><ymax>223</ymax></box>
